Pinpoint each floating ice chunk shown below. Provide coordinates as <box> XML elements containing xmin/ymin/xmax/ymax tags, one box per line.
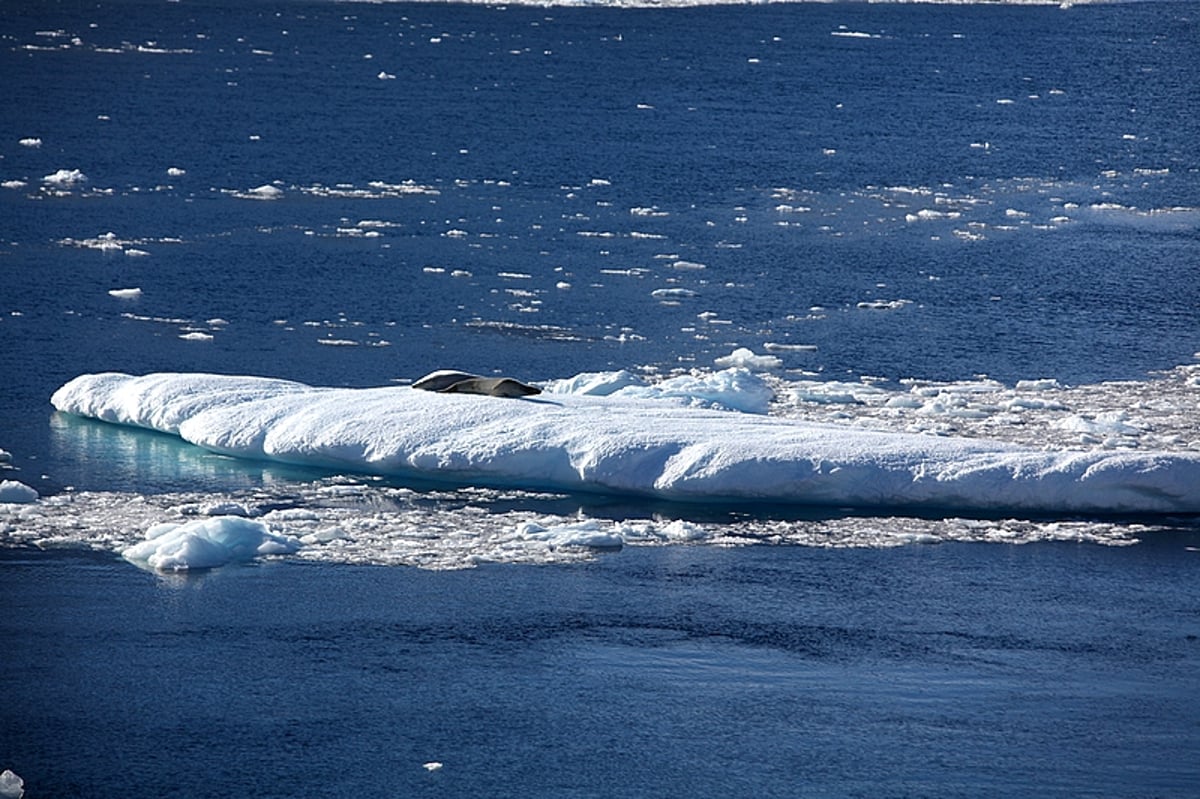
<box><xmin>610</xmin><ymin>368</ymin><xmax>775</xmax><ymax>413</ymax></box>
<box><xmin>671</xmin><ymin>259</ymin><xmax>706</xmax><ymax>270</ymax></box>
<box><xmin>108</xmin><ymin>287</ymin><xmax>142</xmax><ymax>299</ymax></box>
<box><xmin>857</xmin><ymin>299</ymin><xmax>913</xmax><ymax>310</ymax></box>
<box><xmin>2</xmin><ymin>180</ymin><xmax>27</xmax><ymax>190</ymax></box>
<box><xmin>1005</xmin><ymin>396</ymin><xmax>1067</xmax><ymax>411</ymax></box>
<box><xmin>179</xmin><ymin>332</ymin><xmax>214</xmax><ymax>342</ymax></box>
<box><xmin>122</xmin><ymin>516</ymin><xmax>301</xmax><ymax>572</ymax></box>
<box><xmin>19</xmin><ymin>137</ymin><xmax>42</xmax><ymax>148</ymax></box>
<box><xmin>1052</xmin><ymin>412</ymin><xmax>1142</xmax><ymax>438</ymax></box>
<box><xmin>422</xmin><ymin>762</ymin><xmax>443</xmax><ymax>772</ymax></box>
<box><xmin>201</xmin><ymin>501</ymin><xmax>251</xmax><ymax>517</ymax></box>
<box><xmin>517</xmin><ymin>519</ymin><xmax>623</xmax><ymax>550</ymax></box>
<box><xmin>714</xmin><ymin>347</ymin><xmax>782</xmax><ymax>371</ymax></box>
<box><xmin>790</xmin><ymin>381</ymin><xmax>876</xmax><ymax>406</ymax></box>
<box><xmin>544</xmin><ymin>370</ymin><xmax>647</xmax><ymax>396</ymax></box>
<box><xmin>89</xmin><ymin>233</ymin><xmax>123</xmax><ymax>252</ymax></box>
<box><xmin>0</xmin><ymin>448</ymin><xmax>11</xmax><ymax>467</ymax></box>
<box><xmin>657</xmin><ymin>519</ymin><xmax>707</xmax><ymax>541</ymax></box>
<box><xmin>651</xmin><ymin>288</ymin><xmax>697</xmax><ymax>299</ymax></box>
<box><xmin>905</xmin><ymin>209</ymin><xmax>960</xmax><ymax>222</ymax></box>
<box><xmin>885</xmin><ymin>395</ymin><xmax>925</xmax><ymax>409</ymax></box>
<box><xmin>240</xmin><ymin>184</ymin><xmax>283</xmax><ymax>200</ymax></box>
<box><xmin>166</xmin><ymin>166</ymin><xmax>186</xmax><ymax>177</ymax></box>
<box><xmin>764</xmin><ymin>342</ymin><xmax>817</xmax><ymax>353</ymax></box>
<box><xmin>42</xmin><ymin>168</ymin><xmax>88</xmax><ymax>187</ymax></box>
<box><xmin>1015</xmin><ymin>378</ymin><xmax>1061</xmax><ymax>391</ymax></box>
<box><xmin>0</xmin><ymin>769</ymin><xmax>23</xmax><ymax>799</ymax></box>
<box><xmin>0</xmin><ymin>480</ymin><xmax>39</xmax><ymax>504</ymax></box>
<box><xmin>299</xmin><ymin>527</ymin><xmax>349</xmax><ymax>544</ymax></box>
<box><xmin>377</xmin><ymin>71</ymin><xmax>396</xmax><ymax>80</ymax></box>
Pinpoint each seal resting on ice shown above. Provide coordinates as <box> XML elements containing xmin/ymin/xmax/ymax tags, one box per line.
<box><xmin>412</xmin><ymin>370</ymin><xmax>541</xmax><ymax>397</ymax></box>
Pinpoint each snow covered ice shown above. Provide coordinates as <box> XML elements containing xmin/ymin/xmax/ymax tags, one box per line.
<box><xmin>49</xmin><ymin>371</ymin><xmax>1200</xmax><ymax>515</ymax></box>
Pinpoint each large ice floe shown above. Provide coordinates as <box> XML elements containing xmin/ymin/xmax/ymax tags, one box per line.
<box><xmin>1</xmin><ymin>367</ymin><xmax>1189</xmax><ymax>571</ymax></box>
<box><xmin>50</xmin><ymin>371</ymin><xmax>1200</xmax><ymax>515</ymax></box>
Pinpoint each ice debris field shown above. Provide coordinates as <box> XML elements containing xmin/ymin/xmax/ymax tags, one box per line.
<box><xmin>3</xmin><ymin>365</ymin><xmax>1198</xmax><ymax>572</ymax></box>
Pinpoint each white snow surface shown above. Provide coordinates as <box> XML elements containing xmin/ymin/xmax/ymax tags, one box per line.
<box><xmin>50</xmin><ymin>371</ymin><xmax>1200</xmax><ymax>515</ymax></box>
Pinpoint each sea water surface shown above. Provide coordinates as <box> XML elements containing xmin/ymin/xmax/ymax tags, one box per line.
<box><xmin>2</xmin><ymin>0</ymin><xmax>1199</xmax><ymax>796</ymax></box>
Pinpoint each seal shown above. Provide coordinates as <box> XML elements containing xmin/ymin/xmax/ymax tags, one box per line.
<box><xmin>412</xmin><ymin>370</ymin><xmax>541</xmax><ymax>398</ymax></box>
<box><xmin>440</xmin><ymin>376</ymin><xmax>541</xmax><ymax>398</ymax></box>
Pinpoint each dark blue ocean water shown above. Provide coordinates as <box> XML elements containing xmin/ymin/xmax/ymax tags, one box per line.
<box><xmin>4</xmin><ymin>540</ymin><xmax>1200</xmax><ymax>798</ymax></box>
<box><xmin>2</xmin><ymin>2</ymin><xmax>1199</xmax><ymax>796</ymax></box>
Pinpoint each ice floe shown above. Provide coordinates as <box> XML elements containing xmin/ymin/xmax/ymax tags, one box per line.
<box><xmin>0</xmin><ymin>480</ymin><xmax>39</xmax><ymax>504</ymax></box>
<box><xmin>122</xmin><ymin>516</ymin><xmax>301</xmax><ymax>572</ymax></box>
<box><xmin>42</xmin><ymin>168</ymin><xmax>87</xmax><ymax>188</ymax></box>
<box><xmin>48</xmin><ymin>371</ymin><xmax>1200</xmax><ymax>515</ymax></box>
<box><xmin>0</xmin><ymin>770</ymin><xmax>23</xmax><ymax>799</ymax></box>
<box><xmin>237</xmin><ymin>184</ymin><xmax>284</xmax><ymax>200</ymax></box>
<box><xmin>713</xmin><ymin>347</ymin><xmax>782</xmax><ymax>371</ymax></box>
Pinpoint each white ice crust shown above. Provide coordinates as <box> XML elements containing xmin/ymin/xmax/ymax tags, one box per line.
<box><xmin>50</xmin><ymin>371</ymin><xmax>1200</xmax><ymax>515</ymax></box>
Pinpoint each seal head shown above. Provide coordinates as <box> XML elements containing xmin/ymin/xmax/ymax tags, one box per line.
<box><xmin>412</xmin><ymin>370</ymin><xmax>483</xmax><ymax>392</ymax></box>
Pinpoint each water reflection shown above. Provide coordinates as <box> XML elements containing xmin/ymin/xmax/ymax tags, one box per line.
<box><xmin>49</xmin><ymin>412</ymin><xmax>326</xmax><ymax>494</ymax></box>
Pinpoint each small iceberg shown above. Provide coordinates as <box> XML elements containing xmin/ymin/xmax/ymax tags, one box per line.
<box><xmin>122</xmin><ymin>516</ymin><xmax>301</xmax><ymax>572</ymax></box>
<box><xmin>0</xmin><ymin>480</ymin><xmax>39</xmax><ymax>504</ymax></box>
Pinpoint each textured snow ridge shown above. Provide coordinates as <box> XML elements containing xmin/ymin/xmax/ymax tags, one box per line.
<box><xmin>51</xmin><ymin>372</ymin><xmax>1200</xmax><ymax>515</ymax></box>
